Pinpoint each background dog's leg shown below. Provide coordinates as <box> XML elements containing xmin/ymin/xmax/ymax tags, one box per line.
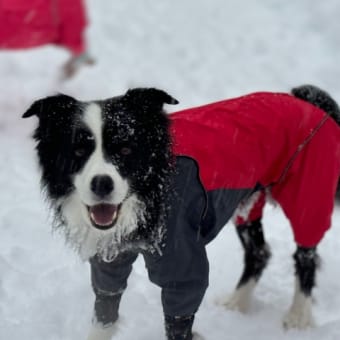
<box><xmin>283</xmin><ymin>246</ymin><xmax>319</xmax><ymax>329</ymax></box>
<box><xmin>222</xmin><ymin>218</ymin><xmax>271</xmax><ymax>312</ymax></box>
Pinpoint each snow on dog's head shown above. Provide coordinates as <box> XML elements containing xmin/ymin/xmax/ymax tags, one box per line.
<box><xmin>23</xmin><ymin>88</ymin><xmax>178</xmax><ymax>260</ymax></box>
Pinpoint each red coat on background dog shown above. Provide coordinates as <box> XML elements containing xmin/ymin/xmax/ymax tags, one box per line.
<box><xmin>0</xmin><ymin>0</ymin><xmax>87</xmax><ymax>55</ymax></box>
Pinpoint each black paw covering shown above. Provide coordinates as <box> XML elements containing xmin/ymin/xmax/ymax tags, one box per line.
<box><xmin>165</xmin><ymin>314</ymin><xmax>195</xmax><ymax>340</ymax></box>
<box><xmin>93</xmin><ymin>293</ymin><xmax>122</xmax><ymax>326</ymax></box>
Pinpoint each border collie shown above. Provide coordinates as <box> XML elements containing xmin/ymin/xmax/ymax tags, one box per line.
<box><xmin>23</xmin><ymin>85</ymin><xmax>340</xmax><ymax>340</ymax></box>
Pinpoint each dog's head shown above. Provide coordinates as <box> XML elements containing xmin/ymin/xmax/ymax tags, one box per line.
<box><xmin>23</xmin><ymin>88</ymin><xmax>178</xmax><ymax>259</ymax></box>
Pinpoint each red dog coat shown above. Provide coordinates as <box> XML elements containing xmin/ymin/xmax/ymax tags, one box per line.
<box><xmin>170</xmin><ymin>92</ymin><xmax>340</xmax><ymax>247</ymax></box>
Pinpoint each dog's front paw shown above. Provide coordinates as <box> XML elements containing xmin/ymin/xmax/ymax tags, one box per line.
<box><xmin>283</xmin><ymin>299</ymin><xmax>315</xmax><ymax>330</ymax></box>
<box><xmin>87</xmin><ymin>323</ymin><xmax>119</xmax><ymax>340</ymax></box>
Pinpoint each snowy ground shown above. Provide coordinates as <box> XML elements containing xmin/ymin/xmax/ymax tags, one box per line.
<box><xmin>1</xmin><ymin>0</ymin><xmax>340</xmax><ymax>339</ymax></box>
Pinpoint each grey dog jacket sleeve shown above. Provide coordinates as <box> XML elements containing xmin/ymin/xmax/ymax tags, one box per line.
<box><xmin>90</xmin><ymin>157</ymin><xmax>251</xmax><ymax>317</ymax></box>
<box><xmin>142</xmin><ymin>157</ymin><xmax>210</xmax><ymax>316</ymax></box>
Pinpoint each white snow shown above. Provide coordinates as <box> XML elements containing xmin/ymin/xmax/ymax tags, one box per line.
<box><xmin>1</xmin><ymin>0</ymin><xmax>340</xmax><ymax>339</ymax></box>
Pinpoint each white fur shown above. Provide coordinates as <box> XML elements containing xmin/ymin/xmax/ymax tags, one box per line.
<box><xmin>57</xmin><ymin>103</ymin><xmax>146</xmax><ymax>261</ymax></box>
<box><xmin>220</xmin><ymin>279</ymin><xmax>256</xmax><ymax>313</ymax></box>
<box><xmin>232</xmin><ymin>191</ymin><xmax>263</xmax><ymax>224</ymax></box>
<box><xmin>58</xmin><ymin>191</ymin><xmax>145</xmax><ymax>260</ymax></box>
<box><xmin>87</xmin><ymin>323</ymin><xmax>118</xmax><ymax>340</ymax></box>
<box><xmin>74</xmin><ymin>103</ymin><xmax>129</xmax><ymax>206</ymax></box>
<box><xmin>283</xmin><ymin>279</ymin><xmax>315</xmax><ymax>329</ymax></box>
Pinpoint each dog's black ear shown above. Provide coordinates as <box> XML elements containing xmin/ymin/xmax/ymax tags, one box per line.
<box><xmin>22</xmin><ymin>94</ymin><xmax>77</xmax><ymax>119</ymax></box>
<box><xmin>124</xmin><ymin>88</ymin><xmax>179</xmax><ymax>112</ymax></box>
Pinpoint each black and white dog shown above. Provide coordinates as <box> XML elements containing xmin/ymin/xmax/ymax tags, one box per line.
<box><xmin>23</xmin><ymin>86</ymin><xmax>340</xmax><ymax>340</ymax></box>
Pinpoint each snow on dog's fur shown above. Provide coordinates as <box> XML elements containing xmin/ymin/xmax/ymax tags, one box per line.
<box><xmin>23</xmin><ymin>89</ymin><xmax>177</xmax><ymax>261</ymax></box>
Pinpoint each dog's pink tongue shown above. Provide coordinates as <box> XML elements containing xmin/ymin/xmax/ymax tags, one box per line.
<box><xmin>89</xmin><ymin>204</ymin><xmax>118</xmax><ymax>226</ymax></box>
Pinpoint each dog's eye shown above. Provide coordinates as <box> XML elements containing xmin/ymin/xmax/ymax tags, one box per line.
<box><xmin>74</xmin><ymin>148</ymin><xmax>86</xmax><ymax>157</ymax></box>
<box><xmin>120</xmin><ymin>147</ymin><xmax>132</xmax><ymax>156</ymax></box>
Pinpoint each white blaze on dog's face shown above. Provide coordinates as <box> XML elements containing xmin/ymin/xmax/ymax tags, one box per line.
<box><xmin>72</xmin><ymin>103</ymin><xmax>129</xmax><ymax>230</ymax></box>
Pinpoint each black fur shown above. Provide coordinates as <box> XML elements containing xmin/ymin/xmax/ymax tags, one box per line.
<box><xmin>24</xmin><ymin>94</ymin><xmax>87</xmax><ymax>198</ymax></box>
<box><xmin>292</xmin><ymin>84</ymin><xmax>340</xmax><ymax>125</ymax></box>
<box><xmin>236</xmin><ymin>219</ymin><xmax>271</xmax><ymax>287</ymax></box>
<box><xmin>236</xmin><ymin>220</ymin><xmax>319</xmax><ymax>297</ymax></box>
<box><xmin>293</xmin><ymin>246</ymin><xmax>320</xmax><ymax>296</ymax></box>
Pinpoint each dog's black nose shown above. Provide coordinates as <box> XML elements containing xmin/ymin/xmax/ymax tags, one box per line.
<box><xmin>91</xmin><ymin>175</ymin><xmax>114</xmax><ymax>197</ymax></box>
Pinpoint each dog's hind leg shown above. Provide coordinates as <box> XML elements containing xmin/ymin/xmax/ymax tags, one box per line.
<box><xmin>283</xmin><ymin>246</ymin><xmax>319</xmax><ymax>329</ymax></box>
<box><xmin>269</xmin><ymin>111</ymin><xmax>340</xmax><ymax>328</ymax></box>
<box><xmin>222</xmin><ymin>191</ymin><xmax>271</xmax><ymax>312</ymax></box>
<box><xmin>222</xmin><ymin>218</ymin><xmax>271</xmax><ymax>312</ymax></box>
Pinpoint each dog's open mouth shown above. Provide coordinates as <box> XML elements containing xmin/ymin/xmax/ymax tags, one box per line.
<box><xmin>87</xmin><ymin>204</ymin><xmax>122</xmax><ymax>230</ymax></box>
